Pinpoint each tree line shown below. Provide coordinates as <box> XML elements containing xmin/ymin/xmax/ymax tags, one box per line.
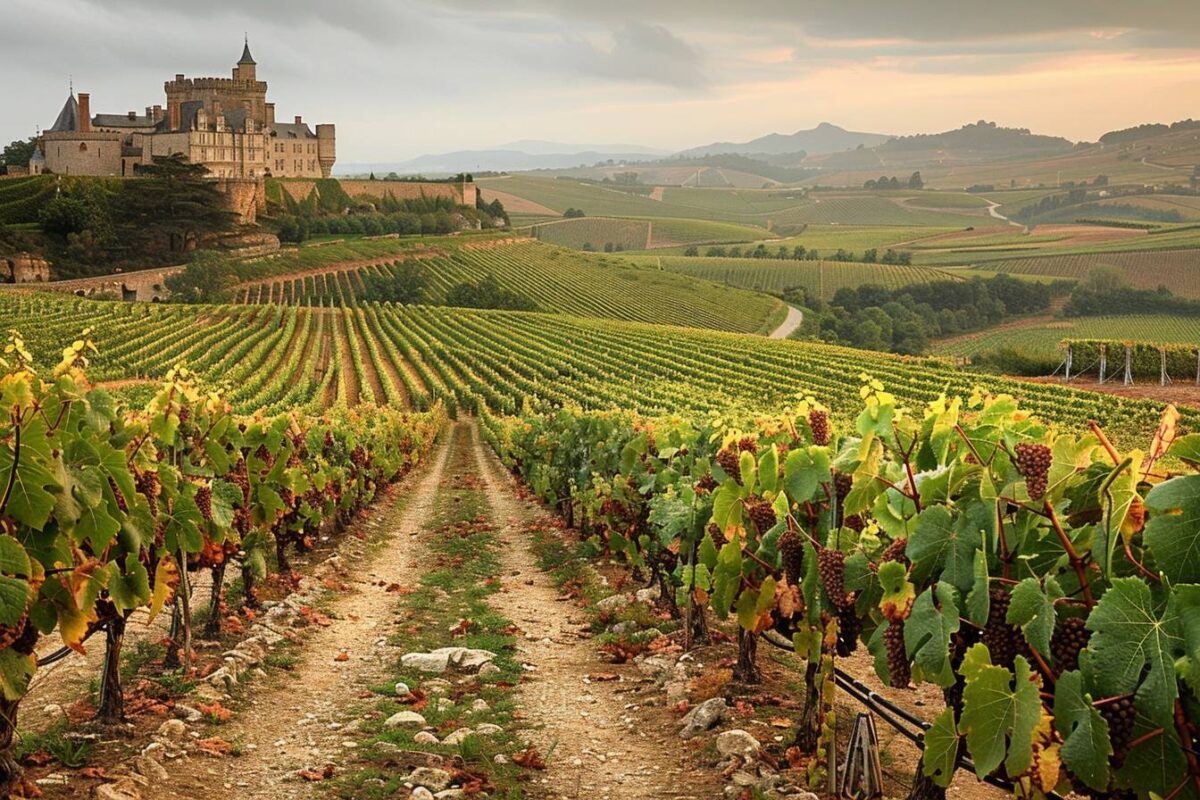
<box><xmin>685</xmin><ymin>243</ymin><xmax>913</xmax><ymax>264</ymax></box>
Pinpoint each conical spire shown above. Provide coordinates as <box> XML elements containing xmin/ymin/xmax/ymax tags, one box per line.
<box><xmin>47</xmin><ymin>89</ymin><xmax>79</xmax><ymax>133</ymax></box>
<box><xmin>239</xmin><ymin>35</ymin><xmax>256</xmax><ymax>65</ymax></box>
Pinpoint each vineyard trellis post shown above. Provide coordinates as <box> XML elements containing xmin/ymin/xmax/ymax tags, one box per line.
<box><xmin>1123</xmin><ymin>344</ymin><xmax>1132</xmax><ymax>385</ymax></box>
<box><xmin>1064</xmin><ymin>343</ymin><xmax>1072</xmax><ymax>382</ymax></box>
<box><xmin>1097</xmin><ymin>343</ymin><xmax>1106</xmax><ymax>384</ymax></box>
<box><xmin>1160</xmin><ymin>347</ymin><xmax>1169</xmax><ymax>386</ymax></box>
<box><xmin>1196</xmin><ymin>348</ymin><xmax>1200</xmax><ymax>385</ymax></box>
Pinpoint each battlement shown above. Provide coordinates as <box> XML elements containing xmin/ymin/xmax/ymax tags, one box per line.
<box><xmin>165</xmin><ymin>76</ymin><xmax>267</xmax><ymax>93</ymax></box>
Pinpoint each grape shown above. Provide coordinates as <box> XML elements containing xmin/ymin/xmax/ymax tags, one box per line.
<box><xmin>817</xmin><ymin>546</ymin><xmax>850</xmax><ymax>610</ymax></box>
<box><xmin>195</xmin><ymin>483</ymin><xmax>213</xmax><ymax>522</ymax></box>
<box><xmin>843</xmin><ymin>514</ymin><xmax>865</xmax><ymax>533</ymax></box>
<box><xmin>808</xmin><ymin>409</ymin><xmax>830</xmax><ymax>446</ymax></box>
<box><xmin>884</xmin><ymin>620</ymin><xmax>911</xmax><ymax>688</ymax></box>
<box><xmin>707</xmin><ymin>522</ymin><xmax>727</xmax><ymax>550</ymax></box>
<box><xmin>715</xmin><ymin>448</ymin><xmax>742</xmax><ymax>484</ymax></box>
<box><xmin>1014</xmin><ymin>443</ymin><xmax>1052</xmax><ymax>499</ymax></box>
<box><xmin>833</xmin><ymin>471</ymin><xmax>853</xmax><ymax>506</ymax></box>
<box><xmin>836</xmin><ymin>605</ymin><xmax>861</xmax><ymax>657</ymax></box>
<box><xmin>136</xmin><ymin>470</ymin><xmax>161</xmax><ymax>518</ymax></box>
<box><xmin>736</xmin><ymin>436</ymin><xmax>758</xmax><ymax>455</ymax></box>
<box><xmin>778</xmin><ymin>530</ymin><xmax>804</xmax><ymax>584</ymax></box>
<box><xmin>108</xmin><ymin>477</ymin><xmax>127</xmax><ymax>513</ymax></box>
<box><xmin>982</xmin><ymin>587</ymin><xmax>1021</xmax><ymax>669</ymax></box>
<box><xmin>694</xmin><ymin>473</ymin><xmax>717</xmax><ymax>494</ymax></box>
<box><xmin>745</xmin><ymin>496</ymin><xmax>777</xmax><ymax>534</ymax></box>
<box><xmin>1098</xmin><ymin>696</ymin><xmax>1136</xmax><ymax>766</ymax></box>
<box><xmin>1050</xmin><ymin>615</ymin><xmax>1091</xmax><ymax>673</ymax></box>
<box><xmin>880</xmin><ymin>537</ymin><xmax>909</xmax><ymax>566</ymax></box>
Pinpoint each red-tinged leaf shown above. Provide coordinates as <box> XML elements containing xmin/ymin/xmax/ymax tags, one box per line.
<box><xmin>78</xmin><ymin>767</ymin><xmax>107</xmax><ymax>779</ymax></box>
<box><xmin>20</xmin><ymin>750</ymin><xmax>53</xmax><ymax>767</ymax></box>
<box><xmin>297</xmin><ymin>764</ymin><xmax>336</xmax><ymax>781</ymax></box>
<box><xmin>334</xmin><ymin>651</ymin><xmax>349</xmax><ymax>662</ymax></box>
<box><xmin>587</xmin><ymin>672</ymin><xmax>619</xmax><ymax>682</ymax></box>
<box><xmin>197</xmin><ymin>737</ymin><xmax>233</xmax><ymax>756</ymax></box>
<box><xmin>511</xmin><ymin>745</ymin><xmax>546</xmax><ymax>770</ymax></box>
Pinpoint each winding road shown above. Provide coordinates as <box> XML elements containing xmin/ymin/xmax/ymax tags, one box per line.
<box><xmin>769</xmin><ymin>304</ymin><xmax>804</xmax><ymax>339</ymax></box>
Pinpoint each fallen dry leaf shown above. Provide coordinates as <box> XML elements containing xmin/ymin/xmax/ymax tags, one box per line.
<box><xmin>197</xmin><ymin>737</ymin><xmax>234</xmax><ymax>756</ymax></box>
<box><xmin>334</xmin><ymin>651</ymin><xmax>350</xmax><ymax>662</ymax></box>
<box><xmin>587</xmin><ymin>672</ymin><xmax>620</xmax><ymax>682</ymax></box>
<box><xmin>297</xmin><ymin>764</ymin><xmax>336</xmax><ymax>782</ymax></box>
<box><xmin>511</xmin><ymin>745</ymin><xmax>546</xmax><ymax>770</ymax></box>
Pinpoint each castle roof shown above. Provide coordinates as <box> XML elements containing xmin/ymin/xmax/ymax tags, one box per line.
<box><xmin>239</xmin><ymin>39</ymin><xmax>256</xmax><ymax>65</ymax></box>
<box><xmin>29</xmin><ymin>147</ymin><xmax>44</xmax><ymax>164</ymax></box>
<box><xmin>47</xmin><ymin>92</ymin><xmax>80</xmax><ymax>133</ymax></box>
<box><xmin>274</xmin><ymin>122</ymin><xmax>315</xmax><ymax>139</ymax></box>
<box><xmin>93</xmin><ymin>113</ymin><xmax>155</xmax><ymax>128</ymax></box>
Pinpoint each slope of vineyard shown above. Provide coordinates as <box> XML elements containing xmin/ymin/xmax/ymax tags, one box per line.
<box><xmin>0</xmin><ymin>175</ymin><xmax>57</xmax><ymax>224</ymax></box>
<box><xmin>984</xmin><ymin>249</ymin><xmax>1200</xmax><ymax>296</ymax></box>
<box><xmin>934</xmin><ymin>314</ymin><xmax>1200</xmax><ymax>359</ymax></box>
<box><xmin>530</xmin><ymin>217</ymin><xmax>650</xmax><ymax>249</ymax></box>
<box><xmin>2</xmin><ymin>293</ymin><xmax>1190</xmax><ymax>447</ymax></box>
<box><xmin>235</xmin><ymin>239</ymin><xmax>783</xmax><ymax>333</ymax></box>
<box><xmin>661</xmin><ymin>256</ymin><xmax>956</xmax><ymax>299</ymax></box>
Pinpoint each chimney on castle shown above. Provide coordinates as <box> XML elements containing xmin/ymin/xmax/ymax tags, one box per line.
<box><xmin>153</xmin><ymin>105</ymin><xmax>163</xmax><ymax>123</ymax></box>
<box><xmin>169</xmin><ymin>102</ymin><xmax>180</xmax><ymax>131</ymax></box>
<box><xmin>265</xmin><ymin>102</ymin><xmax>275</xmax><ymax>126</ymax></box>
<box><xmin>294</xmin><ymin>115</ymin><xmax>302</xmax><ymax>126</ymax></box>
<box><xmin>78</xmin><ymin>93</ymin><xmax>91</xmax><ymax>132</ymax></box>
<box><xmin>128</xmin><ymin>111</ymin><xmax>137</xmax><ymax>121</ymax></box>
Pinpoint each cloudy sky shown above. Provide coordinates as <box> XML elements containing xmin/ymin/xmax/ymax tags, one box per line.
<box><xmin>6</xmin><ymin>0</ymin><xmax>1200</xmax><ymax>162</ymax></box>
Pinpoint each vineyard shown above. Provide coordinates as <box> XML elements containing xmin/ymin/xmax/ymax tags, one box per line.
<box><xmin>0</xmin><ymin>175</ymin><xmax>57</xmax><ymax>225</ymax></box>
<box><xmin>232</xmin><ymin>239</ymin><xmax>783</xmax><ymax>333</ymax></box>
<box><xmin>935</xmin><ymin>314</ymin><xmax>1200</xmax><ymax>360</ymax></box>
<box><xmin>529</xmin><ymin>217</ymin><xmax>651</xmax><ymax>250</ymax></box>
<box><xmin>662</xmin><ymin>256</ymin><xmax>956</xmax><ymax>300</ymax></box>
<box><xmin>981</xmin><ymin>249</ymin><xmax>1200</xmax><ymax>297</ymax></box>
<box><xmin>3</xmin><ymin>294</ymin><xmax>1193</xmax><ymax>448</ymax></box>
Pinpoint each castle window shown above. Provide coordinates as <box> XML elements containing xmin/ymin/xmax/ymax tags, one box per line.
<box><xmin>79</xmin><ymin>143</ymin><xmax>88</xmax><ymax>152</ymax></box>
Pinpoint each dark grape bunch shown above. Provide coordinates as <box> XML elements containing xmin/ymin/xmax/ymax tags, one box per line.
<box><xmin>195</xmin><ymin>483</ymin><xmax>213</xmax><ymax>522</ymax></box>
<box><xmin>707</xmin><ymin>521</ymin><xmax>728</xmax><ymax>549</ymax></box>
<box><xmin>981</xmin><ymin>587</ymin><xmax>1022</xmax><ymax>669</ymax></box>
<box><xmin>136</xmin><ymin>470</ymin><xmax>161</xmax><ymax>517</ymax></box>
<box><xmin>778</xmin><ymin>530</ymin><xmax>805</xmax><ymax>584</ymax></box>
<box><xmin>1050</xmin><ymin>616</ymin><xmax>1091</xmax><ymax>673</ymax></box>
<box><xmin>745</xmin><ymin>497</ymin><xmax>777</xmax><ymax>534</ymax></box>
<box><xmin>836</xmin><ymin>605</ymin><xmax>861</xmax><ymax>657</ymax></box>
<box><xmin>1014</xmin><ymin>443</ymin><xmax>1052</xmax><ymax>499</ymax></box>
<box><xmin>1098</xmin><ymin>696</ymin><xmax>1136</xmax><ymax>766</ymax></box>
<box><xmin>884</xmin><ymin>620</ymin><xmax>911</xmax><ymax>688</ymax></box>
<box><xmin>694</xmin><ymin>473</ymin><xmax>717</xmax><ymax>494</ymax></box>
<box><xmin>808</xmin><ymin>409</ymin><xmax>830</xmax><ymax>446</ymax></box>
<box><xmin>880</xmin><ymin>537</ymin><xmax>909</xmax><ymax>566</ymax></box>
<box><xmin>817</xmin><ymin>546</ymin><xmax>850</xmax><ymax>610</ymax></box>
<box><xmin>715</xmin><ymin>448</ymin><xmax>742</xmax><ymax>484</ymax></box>
<box><xmin>833</xmin><ymin>471</ymin><xmax>853</xmax><ymax>507</ymax></box>
<box><xmin>843</xmin><ymin>514</ymin><xmax>865</xmax><ymax>533</ymax></box>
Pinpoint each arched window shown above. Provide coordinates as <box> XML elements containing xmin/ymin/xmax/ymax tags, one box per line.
<box><xmin>79</xmin><ymin>142</ymin><xmax>88</xmax><ymax>152</ymax></box>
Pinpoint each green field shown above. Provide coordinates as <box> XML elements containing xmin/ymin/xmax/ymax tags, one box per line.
<box><xmin>660</xmin><ymin>256</ymin><xmax>955</xmax><ymax>300</ymax></box>
<box><xmin>984</xmin><ymin>249</ymin><xmax>1200</xmax><ymax>296</ymax></box>
<box><xmin>235</xmin><ymin>239</ymin><xmax>784</xmax><ymax>334</ymax></box>
<box><xmin>0</xmin><ymin>175</ymin><xmax>57</xmax><ymax>224</ymax></box>
<box><xmin>526</xmin><ymin>216</ymin><xmax>769</xmax><ymax>251</ymax></box>
<box><xmin>933</xmin><ymin>314</ymin><xmax>1200</xmax><ymax>359</ymax></box>
<box><xmin>2</xmin><ymin>293</ymin><xmax>1189</xmax><ymax>446</ymax></box>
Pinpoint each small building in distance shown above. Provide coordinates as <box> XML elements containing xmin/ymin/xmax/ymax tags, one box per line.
<box><xmin>40</xmin><ymin>39</ymin><xmax>335</xmax><ymax>179</ymax></box>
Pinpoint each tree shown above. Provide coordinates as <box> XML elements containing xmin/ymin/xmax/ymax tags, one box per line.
<box><xmin>0</xmin><ymin>138</ymin><xmax>35</xmax><ymax>171</ymax></box>
<box><xmin>125</xmin><ymin>154</ymin><xmax>238</xmax><ymax>253</ymax></box>
<box><xmin>564</xmin><ymin>208</ymin><xmax>585</xmax><ymax>218</ymax></box>
<box><xmin>1085</xmin><ymin>265</ymin><xmax>1127</xmax><ymax>293</ymax></box>
<box><xmin>684</xmin><ymin>246</ymin><xmax>699</xmax><ymax>257</ymax></box>
<box><xmin>908</xmin><ymin>171</ymin><xmax>924</xmax><ymax>189</ymax></box>
<box><xmin>163</xmin><ymin>251</ymin><xmax>239</xmax><ymax>303</ymax></box>
<box><xmin>445</xmin><ymin>274</ymin><xmax>536</xmax><ymax>311</ymax></box>
<box><xmin>362</xmin><ymin>262</ymin><xmax>427</xmax><ymax>304</ymax></box>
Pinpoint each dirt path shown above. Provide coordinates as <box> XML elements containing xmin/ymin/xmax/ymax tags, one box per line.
<box><xmin>157</xmin><ymin>429</ymin><xmax>455</xmax><ymax>800</ymax></box>
<box><xmin>467</xmin><ymin>422</ymin><xmax>715</xmax><ymax>800</ymax></box>
<box><xmin>768</xmin><ymin>304</ymin><xmax>804</xmax><ymax>340</ymax></box>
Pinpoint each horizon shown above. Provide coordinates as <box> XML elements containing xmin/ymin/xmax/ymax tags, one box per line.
<box><xmin>5</xmin><ymin>1</ymin><xmax>1200</xmax><ymax>162</ymax></box>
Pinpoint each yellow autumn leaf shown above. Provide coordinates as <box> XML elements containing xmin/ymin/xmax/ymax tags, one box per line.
<box><xmin>147</xmin><ymin>555</ymin><xmax>180</xmax><ymax>624</ymax></box>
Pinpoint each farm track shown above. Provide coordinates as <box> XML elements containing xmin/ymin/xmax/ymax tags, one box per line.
<box><xmin>768</xmin><ymin>305</ymin><xmax>804</xmax><ymax>339</ymax></box>
<box><xmin>332</xmin><ymin>311</ymin><xmax>361</xmax><ymax>406</ymax></box>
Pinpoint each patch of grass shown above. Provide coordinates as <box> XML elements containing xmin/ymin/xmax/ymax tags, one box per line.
<box><xmin>15</xmin><ymin>725</ymin><xmax>93</xmax><ymax>769</ymax></box>
<box><xmin>335</xmin><ymin>427</ymin><xmax>529</xmax><ymax>799</ymax></box>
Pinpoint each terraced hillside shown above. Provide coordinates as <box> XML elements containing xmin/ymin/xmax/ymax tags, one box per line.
<box><xmin>3</xmin><ymin>294</ymin><xmax>1188</xmax><ymax>446</ymax></box>
<box><xmin>984</xmin><ymin>249</ymin><xmax>1200</xmax><ymax>297</ymax></box>
<box><xmin>527</xmin><ymin>216</ymin><xmax>770</xmax><ymax>250</ymax></box>
<box><xmin>662</xmin><ymin>256</ymin><xmax>956</xmax><ymax>300</ymax></box>
<box><xmin>234</xmin><ymin>239</ymin><xmax>784</xmax><ymax>333</ymax></box>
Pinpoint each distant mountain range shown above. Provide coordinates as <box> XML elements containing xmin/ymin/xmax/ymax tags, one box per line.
<box><xmin>676</xmin><ymin>123</ymin><xmax>892</xmax><ymax>158</ymax></box>
<box><xmin>336</xmin><ymin>141</ymin><xmax>671</xmax><ymax>176</ymax></box>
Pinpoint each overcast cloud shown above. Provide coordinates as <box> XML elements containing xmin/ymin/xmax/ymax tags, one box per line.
<box><xmin>5</xmin><ymin>0</ymin><xmax>1199</xmax><ymax>162</ymax></box>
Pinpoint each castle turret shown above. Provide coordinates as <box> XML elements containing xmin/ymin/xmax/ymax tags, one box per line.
<box><xmin>316</xmin><ymin>124</ymin><xmax>336</xmax><ymax>178</ymax></box>
<box><xmin>234</xmin><ymin>37</ymin><xmax>257</xmax><ymax>82</ymax></box>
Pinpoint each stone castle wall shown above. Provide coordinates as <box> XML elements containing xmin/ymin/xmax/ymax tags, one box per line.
<box><xmin>42</xmin><ymin>132</ymin><xmax>124</xmax><ymax>176</ymax></box>
<box><xmin>214</xmin><ymin>177</ymin><xmax>267</xmax><ymax>224</ymax></box>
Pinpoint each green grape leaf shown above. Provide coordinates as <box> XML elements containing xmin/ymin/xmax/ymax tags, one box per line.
<box><xmin>907</xmin><ymin>504</ymin><xmax>979</xmax><ymax>592</ymax></box>
<box><xmin>965</xmin><ymin>547</ymin><xmax>990</xmax><ymax>626</ymax></box>
<box><xmin>1052</xmin><ymin>670</ymin><xmax>1112</xmax><ymax>791</ymax></box>
<box><xmin>0</xmin><ymin>535</ymin><xmax>31</xmax><ymax>578</ymax></box>
<box><xmin>1083</xmin><ymin>578</ymin><xmax>1182</xmax><ymax>727</ymax></box>
<box><xmin>1007</xmin><ymin>576</ymin><xmax>1063</xmax><ymax>663</ymax></box>
<box><xmin>0</xmin><ymin>576</ymin><xmax>30</xmax><ymax>627</ymax></box>
<box><xmin>1116</xmin><ymin>716</ymin><xmax>1192</xmax><ymax>799</ymax></box>
<box><xmin>710</xmin><ymin>538</ymin><xmax>743</xmax><ymax>619</ymax></box>
<box><xmin>904</xmin><ymin>582</ymin><xmax>960</xmax><ymax>687</ymax></box>
<box><xmin>959</xmin><ymin>644</ymin><xmax>1041</xmax><ymax>778</ymax></box>
<box><xmin>107</xmin><ymin>554</ymin><xmax>151</xmax><ymax>611</ymax></box>
<box><xmin>783</xmin><ymin>447</ymin><xmax>830</xmax><ymax>504</ymax></box>
<box><xmin>1167</xmin><ymin>433</ymin><xmax>1200</xmax><ymax>467</ymax></box>
<box><xmin>922</xmin><ymin>708</ymin><xmax>961</xmax><ymax>788</ymax></box>
<box><xmin>0</xmin><ymin>648</ymin><xmax>35</xmax><ymax>702</ymax></box>
<box><xmin>1047</xmin><ymin>434</ymin><xmax>1098</xmax><ymax>499</ymax></box>
<box><xmin>758</xmin><ymin>446</ymin><xmax>779</xmax><ymax>495</ymax></box>
<box><xmin>1143</xmin><ymin>475</ymin><xmax>1200</xmax><ymax>583</ymax></box>
<box><xmin>72</xmin><ymin>468</ymin><xmax>121</xmax><ymax>552</ymax></box>
<box><xmin>1177</xmin><ymin>585</ymin><xmax>1200</xmax><ymax>693</ymax></box>
<box><xmin>844</xmin><ymin>434</ymin><xmax>884</xmax><ymax>516</ymax></box>
<box><xmin>0</xmin><ymin>446</ymin><xmax>58</xmax><ymax>531</ymax></box>
<box><xmin>211</xmin><ymin>480</ymin><xmax>240</xmax><ymax>529</ymax></box>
